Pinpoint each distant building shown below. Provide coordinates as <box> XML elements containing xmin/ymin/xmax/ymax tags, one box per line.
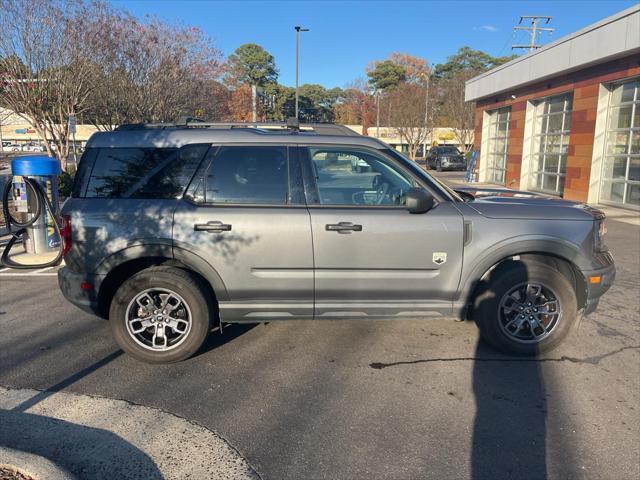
<box><xmin>0</xmin><ymin>107</ymin><xmax>99</xmax><ymax>146</ymax></box>
<box><xmin>465</xmin><ymin>5</ymin><xmax>639</xmax><ymax>210</ymax></box>
<box><xmin>346</xmin><ymin>125</ymin><xmax>473</xmax><ymax>156</ymax></box>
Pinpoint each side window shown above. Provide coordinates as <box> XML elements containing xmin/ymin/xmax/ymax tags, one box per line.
<box><xmin>83</xmin><ymin>145</ymin><xmax>208</xmax><ymax>199</ymax></box>
<box><xmin>191</xmin><ymin>146</ymin><xmax>289</xmax><ymax>205</ymax></box>
<box><xmin>72</xmin><ymin>148</ymin><xmax>98</xmax><ymax>197</ymax></box>
<box><xmin>308</xmin><ymin>147</ymin><xmax>414</xmax><ymax>206</ymax></box>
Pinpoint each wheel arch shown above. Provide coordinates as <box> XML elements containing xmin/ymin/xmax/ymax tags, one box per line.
<box><xmin>95</xmin><ymin>246</ymin><xmax>228</xmax><ymax>319</ymax></box>
<box><xmin>459</xmin><ymin>246</ymin><xmax>588</xmax><ymax>319</ymax></box>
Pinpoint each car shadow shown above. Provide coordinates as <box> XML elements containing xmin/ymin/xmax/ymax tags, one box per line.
<box><xmin>193</xmin><ymin>322</ymin><xmax>258</xmax><ymax>358</ymax></box>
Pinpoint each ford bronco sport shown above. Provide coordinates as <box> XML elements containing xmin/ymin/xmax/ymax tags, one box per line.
<box><xmin>58</xmin><ymin>121</ymin><xmax>615</xmax><ymax>363</ymax></box>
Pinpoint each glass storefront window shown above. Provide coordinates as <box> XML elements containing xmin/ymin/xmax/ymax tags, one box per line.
<box><xmin>531</xmin><ymin>93</ymin><xmax>573</xmax><ymax>195</ymax></box>
<box><xmin>601</xmin><ymin>78</ymin><xmax>640</xmax><ymax>209</ymax></box>
<box><xmin>486</xmin><ymin>107</ymin><xmax>511</xmax><ymax>184</ymax></box>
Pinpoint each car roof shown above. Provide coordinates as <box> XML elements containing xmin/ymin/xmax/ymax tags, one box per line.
<box><xmin>85</xmin><ymin>127</ymin><xmax>389</xmax><ymax>150</ymax></box>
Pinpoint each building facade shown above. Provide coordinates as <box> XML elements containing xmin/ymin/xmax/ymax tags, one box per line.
<box><xmin>465</xmin><ymin>5</ymin><xmax>640</xmax><ymax>210</ymax></box>
<box><xmin>346</xmin><ymin>125</ymin><xmax>473</xmax><ymax>155</ymax></box>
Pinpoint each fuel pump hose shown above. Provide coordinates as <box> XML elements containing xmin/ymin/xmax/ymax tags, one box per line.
<box><xmin>1</xmin><ymin>176</ymin><xmax>64</xmax><ymax>269</ymax></box>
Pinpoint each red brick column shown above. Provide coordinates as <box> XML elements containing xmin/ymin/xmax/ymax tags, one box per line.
<box><xmin>563</xmin><ymin>84</ymin><xmax>600</xmax><ymax>202</ymax></box>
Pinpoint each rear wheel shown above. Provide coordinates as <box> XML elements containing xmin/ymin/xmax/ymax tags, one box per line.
<box><xmin>110</xmin><ymin>266</ymin><xmax>213</xmax><ymax>363</ymax></box>
<box><xmin>473</xmin><ymin>260</ymin><xmax>578</xmax><ymax>355</ymax></box>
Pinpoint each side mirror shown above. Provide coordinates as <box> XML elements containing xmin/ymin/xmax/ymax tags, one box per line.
<box><xmin>406</xmin><ymin>188</ymin><xmax>435</xmax><ymax>214</ymax></box>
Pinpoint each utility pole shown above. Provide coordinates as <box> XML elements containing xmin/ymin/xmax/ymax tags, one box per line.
<box><xmin>251</xmin><ymin>84</ymin><xmax>257</xmax><ymax>123</ymax></box>
<box><xmin>512</xmin><ymin>16</ymin><xmax>553</xmax><ymax>52</ymax></box>
<box><xmin>294</xmin><ymin>26</ymin><xmax>309</xmax><ymax>120</ymax></box>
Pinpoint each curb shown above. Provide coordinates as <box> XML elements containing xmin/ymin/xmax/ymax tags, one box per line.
<box><xmin>1</xmin><ymin>446</ymin><xmax>76</xmax><ymax>480</ymax></box>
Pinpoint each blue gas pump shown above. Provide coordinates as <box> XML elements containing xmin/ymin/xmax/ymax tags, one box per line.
<box><xmin>1</xmin><ymin>155</ymin><xmax>64</xmax><ymax>268</ymax></box>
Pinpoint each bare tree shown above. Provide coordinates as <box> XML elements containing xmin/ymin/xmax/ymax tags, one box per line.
<box><xmin>386</xmin><ymin>83</ymin><xmax>432</xmax><ymax>160</ymax></box>
<box><xmin>86</xmin><ymin>12</ymin><xmax>224</xmax><ymax>128</ymax></box>
<box><xmin>439</xmin><ymin>73</ymin><xmax>475</xmax><ymax>152</ymax></box>
<box><xmin>0</xmin><ymin>0</ymin><xmax>107</xmax><ymax>165</ymax></box>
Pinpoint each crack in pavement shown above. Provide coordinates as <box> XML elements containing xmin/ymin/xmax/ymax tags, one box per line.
<box><xmin>369</xmin><ymin>345</ymin><xmax>640</xmax><ymax>370</ymax></box>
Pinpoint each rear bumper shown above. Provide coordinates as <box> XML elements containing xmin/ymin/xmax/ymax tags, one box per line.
<box><xmin>582</xmin><ymin>253</ymin><xmax>616</xmax><ymax>315</ymax></box>
<box><xmin>58</xmin><ymin>267</ymin><xmax>106</xmax><ymax>317</ymax></box>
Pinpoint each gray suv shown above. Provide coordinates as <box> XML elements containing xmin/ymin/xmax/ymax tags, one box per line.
<box><xmin>58</xmin><ymin>122</ymin><xmax>615</xmax><ymax>363</ymax></box>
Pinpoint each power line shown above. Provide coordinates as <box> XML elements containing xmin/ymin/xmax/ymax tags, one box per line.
<box><xmin>512</xmin><ymin>16</ymin><xmax>554</xmax><ymax>52</ymax></box>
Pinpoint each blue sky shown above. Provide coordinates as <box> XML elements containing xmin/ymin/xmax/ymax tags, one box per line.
<box><xmin>115</xmin><ymin>0</ymin><xmax>638</xmax><ymax>88</ymax></box>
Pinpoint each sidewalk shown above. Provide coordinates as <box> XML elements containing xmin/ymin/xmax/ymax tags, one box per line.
<box><xmin>0</xmin><ymin>386</ymin><xmax>259</xmax><ymax>480</ymax></box>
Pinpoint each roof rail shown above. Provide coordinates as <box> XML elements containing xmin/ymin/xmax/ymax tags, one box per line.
<box><xmin>114</xmin><ymin>120</ymin><xmax>361</xmax><ymax>137</ymax></box>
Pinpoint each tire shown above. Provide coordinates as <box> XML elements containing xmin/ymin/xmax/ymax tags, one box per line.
<box><xmin>109</xmin><ymin>266</ymin><xmax>213</xmax><ymax>363</ymax></box>
<box><xmin>473</xmin><ymin>260</ymin><xmax>578</xmax><ymax>356</ymax></box>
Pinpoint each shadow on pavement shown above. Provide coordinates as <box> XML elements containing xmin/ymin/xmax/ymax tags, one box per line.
<box><xmin>1</xmin><ymin>350</ymin><xmax>164</xmax><ymax>478</ymax></box>
<box><xmin>0</xmin><ymin>409</ymin><xmax>163</xmax><ymax>479</ymax></box>
<box><xmin>471</xmin><ymin>341</ymin><xmax>547</xmax><ymax>479</ymax></box>
<box><xmin>470</xmin><ymin>260</ymin><xmax>548</xmax><ymax>479</ymax></box>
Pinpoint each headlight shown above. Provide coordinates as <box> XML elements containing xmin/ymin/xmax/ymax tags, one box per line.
<box><xmin>594</xmin><ymin>220</ymin><xmax>608</xmax><ymax>252</ymax></box>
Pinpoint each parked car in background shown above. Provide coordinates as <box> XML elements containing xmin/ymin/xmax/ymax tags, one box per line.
<box><xmin>1</xmin><ymin>142</ymin><xmax>22</xmax><ymax>152</ymax></box>
<box><xmin>426</xmin><ymin>146</ymin><xmax>467</xmax><ymax>171</ymax></box>
<box><xmin>22</xmin><ymin>142</ymin><xmax>46</xmax><ymax>152</ymax></box>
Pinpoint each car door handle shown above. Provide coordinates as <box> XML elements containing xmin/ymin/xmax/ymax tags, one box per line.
<box><xmin>194</xmin><ymin>221</ymin><xmax>232</xmax><ymax>233</ymax></box>
<box><xmin>326</xmin><ymin>222</ymin><xmax>362</xmax><ymax>233</ymax></box>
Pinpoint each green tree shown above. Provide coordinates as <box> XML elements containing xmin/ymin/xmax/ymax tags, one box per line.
<box><xmin>367</xmin><ymin>60</ymin><xmax>406</xmax><ymax>91</ymax></box>
<box><xmin>433</xmin><ymin>46</ymin><xmax>516</xmax><ymax>80</ymax></box>
<box><xmin>226</xmin><ymin>43</ymin><xmax>278</xmax><ymax>87</ymax></box>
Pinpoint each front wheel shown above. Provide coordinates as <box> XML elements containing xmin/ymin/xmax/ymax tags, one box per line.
<box><xmin>473</xmin><ymin>260</ymin><xmax>578</xmax><ymax>355</ymax></box>
<box><xmin>110</xmin><ymin>266</ymin><xmax>213</xmax><ymax>363</ymax></box>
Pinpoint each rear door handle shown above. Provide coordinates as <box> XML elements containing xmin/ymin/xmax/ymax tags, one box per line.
<box><xmin>326</xmin><ymin>222</ymin><xmax>362</xmax><ymax>234</ymax></box>
<box><xmin>194</xmin><ymin>221</ymin><xmax>232</xmax><ymax>233</ymax></box>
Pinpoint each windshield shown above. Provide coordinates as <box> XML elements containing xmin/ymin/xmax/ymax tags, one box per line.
<box><xmin>385</xmin><ymin>149</ymin><xmax>464</xmax><ymax>202</ymax></box>
<box><xmin>437</xmin><ymin>147</ymin><xmax>460</xmax><ymax>155</ymax></box>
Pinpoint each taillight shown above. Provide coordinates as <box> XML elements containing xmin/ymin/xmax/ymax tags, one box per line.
<box><xmin>60</xmin><ymin>214</ymin><xmax>72</xmax><ymax>257</ymax></box>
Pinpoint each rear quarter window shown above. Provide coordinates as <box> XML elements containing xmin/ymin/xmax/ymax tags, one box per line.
<box><xmin>79</xmin><ymin>145</ymin><xmax>209</xmax><ymax>199</ymax></box>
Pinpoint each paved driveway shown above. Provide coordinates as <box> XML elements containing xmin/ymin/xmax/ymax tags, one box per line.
<box><xmin>0</xmin><ymin>200</ymin><xmax>638</xmax><ymax>479</ymax></box>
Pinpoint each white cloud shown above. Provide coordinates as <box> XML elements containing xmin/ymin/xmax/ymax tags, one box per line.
<box><xmin>475</xmin><ymin>25</ymin><xmax>498</xmax><ymax>32</ymax></box>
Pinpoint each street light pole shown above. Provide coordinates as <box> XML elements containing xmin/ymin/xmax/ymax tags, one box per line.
<box><xmin>422</xmin><ymin>70</ymin><xmax>431</xmax><ymax>159</ymax></box>
<box><xmin>294</xmin><ymin>26</ymin><xmax>309</xmax><ymax>120</ymax></box>
<box><xmin>376</xmin><ymin>90</ymin><xmax>380</xmax><ymax>138</ymax></box>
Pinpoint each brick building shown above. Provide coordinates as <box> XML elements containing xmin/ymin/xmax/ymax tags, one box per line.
<box><xmin>465</xmin><ymin>5</ymin><xmax>640</xmax><ymax>210</ymax></box>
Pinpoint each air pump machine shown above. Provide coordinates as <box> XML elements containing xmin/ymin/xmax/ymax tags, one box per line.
<box><xmin>1</xmin><ymin>155</ymin><xmax>64</xmax><ymax>269</ymax></box>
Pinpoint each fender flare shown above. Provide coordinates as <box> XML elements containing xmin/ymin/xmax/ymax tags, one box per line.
<box><xmin>457</xmin><ymin>236</ymin><xmax>587</xmax><ymax>306</ymax></box>
<box><xmin>95</xmin><ymin>242</ymin><xmax>230</xmax><ymax>301</ymax></box>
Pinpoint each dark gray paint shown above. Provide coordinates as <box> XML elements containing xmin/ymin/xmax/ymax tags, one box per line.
<box><xmin>59</xmin><ymin>127</ymin><xmax>615</xmax><ymax>323</ymax></box>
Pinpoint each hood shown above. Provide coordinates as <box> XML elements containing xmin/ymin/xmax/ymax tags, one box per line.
<box><xmin>455</xmin><ymin>187</ymin><xmax>603</xmax><ymax>221</ymax></box>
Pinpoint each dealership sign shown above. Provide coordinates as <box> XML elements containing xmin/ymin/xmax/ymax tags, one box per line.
<box><xmin>15</xmin><ymin>128</ymin><xmax>36</xmax><ymax>134</ymax></box>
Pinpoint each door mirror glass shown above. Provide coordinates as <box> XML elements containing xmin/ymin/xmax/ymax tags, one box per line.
<box><xmin>406</xmin><ymin>188</ymin><xmax>435</xmax><ymax>214</ymax></box>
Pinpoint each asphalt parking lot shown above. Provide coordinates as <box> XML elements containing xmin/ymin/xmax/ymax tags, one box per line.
<box><xmin>1</xmin><ymin>173</ymin><xmax>639</xmax><ymax>479</ymax></box>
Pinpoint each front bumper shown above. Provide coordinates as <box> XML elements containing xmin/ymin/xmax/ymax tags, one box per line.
<box><xmin>582</xmin><ymin>252</ymin><xmax>616</xmax><ymax>315</ymax></box>
<box><xmin>58</xmin><ymin>267</ymin><xmax>107</xmax><ymax>317</ymax></box>
<box><xmin>441</xmin><ymin>163</ymin><xmax>466</xmax><ymax>171</ymax></box>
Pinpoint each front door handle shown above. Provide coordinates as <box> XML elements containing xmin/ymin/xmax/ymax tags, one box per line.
<box><xmin>326</xmin><ymin>222</ymin><xmax>362</xmax><ymax>234</ymax></box>
<box><xmin>194</xmin><ymin>221</ymin><xmax>232</xmax><ymax>233</ymax></box>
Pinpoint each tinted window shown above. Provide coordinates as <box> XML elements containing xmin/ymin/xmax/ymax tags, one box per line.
<box><xmin>192</xmin><ymin>146</ymin><xmax>289</xmax><ymax>204</ymax></box>
<box><xmin>83</xmin><ymin>146</ymin><xmax>207</xmax><ymax>199</ymax></box>
<box><xmin>72</xmin><ymin>148</ymin><xmax>98</xmax><ymax>197</ymax></box>
<box><xmin>437</xmin><ymin>147</ymin><xmax>460</xmax><ymax>155</ymax></box>
<box><xmin>308</xmin><ymin>147</ymin><xmax>414</xmax><ymax>206</ymax></box>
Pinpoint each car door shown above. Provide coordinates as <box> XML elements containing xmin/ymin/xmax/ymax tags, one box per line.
<box><xmin>172</xmin><ymin>144</ymin><xmax>313</xmax><ymax>322</ymax></box>
<box><xmin>302</xmin><ymin>145</ymin><xmax>464</xmax><ymax>319</ymax></box>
